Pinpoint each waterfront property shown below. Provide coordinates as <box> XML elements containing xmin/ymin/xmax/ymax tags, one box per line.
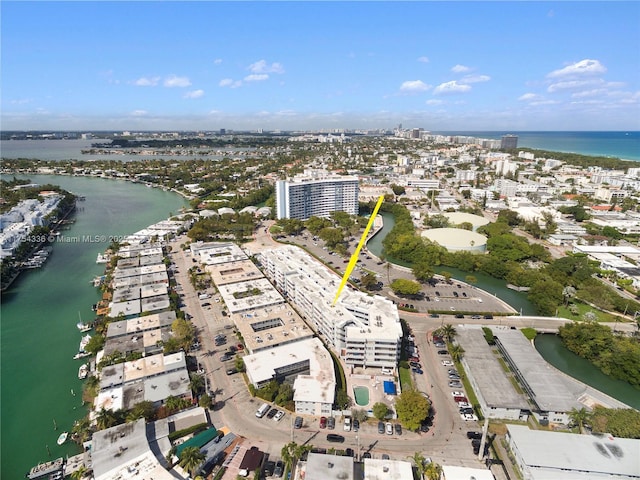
<box><xmin>94</xmin><ymin>351</ymin><xmax>191</xmax><ymax>411</ymax></box>
<box><xmin>494</xmin><ymin>329</ymin><xmax>582</xmax><ymax>425</ymax></box>
<box><xmin>275</xmin><ymin>170</ymin><xmax>359</xmax><ymax>220</ymax></box>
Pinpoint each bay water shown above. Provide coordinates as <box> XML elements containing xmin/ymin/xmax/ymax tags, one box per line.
<box><xmin>0</xmin><ymin>175</ymin><xmax>188</xmax><ymax>478</ymax></box>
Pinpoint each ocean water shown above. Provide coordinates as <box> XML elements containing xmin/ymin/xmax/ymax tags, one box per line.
<box><xmin>436</xmin><ymin>131</ymin><xmax>640</xmax><ymax>161</ymax></box>
<box><xmin>0</xmin><ymin>175</ymin><xmax>188</xmax><ymax>479</ymax></box>
<box><xmin>1</xmin><ymin>131</ymin><xmax>639</xmax><ymax>162</ymax></box>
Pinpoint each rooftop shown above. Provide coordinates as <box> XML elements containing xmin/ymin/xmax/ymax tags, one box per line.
<box><xmin>218</xmin><ymin>278</ymin><xmax>285</xmax><ymax>314</ymax></box>
<box><xmin>206</xmin><ymin>259</ymin><xmax>264</xmax><ymax>286</ymax></box>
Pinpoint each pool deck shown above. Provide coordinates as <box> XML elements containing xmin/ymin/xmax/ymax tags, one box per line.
<box><xmin>346</xmin><ymin>366</ymin><xmax>399</xmax><ymax>415</ymax></box>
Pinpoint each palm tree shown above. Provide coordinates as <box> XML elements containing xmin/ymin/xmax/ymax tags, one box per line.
<box><xmin>424</xmin><ymin>462</ymin><xmax>443</xmax><ymax>480</ymax></box>
<box><xmin>70</xmin><ymin>465</ymin><xmax>88</xmax><ymax>480</ymax></box>
<box><xmin>439</xmin><ymin>324</ymin><xmax>457</xmax><ymax>343</ymax></box>
<box><xmin>189</xmin><ymin>373</ymin><xmax>205</xmax><ymax>395</ymax></box>
<box><xmin>179</xmin><ymin>446</ymin><xmax>205</xmax><ymax>478</ymax></box>
<box><xmin>71</xmin><ymin>416</ymin><xmax>93</xmax><ymax>444</ymax></box>
<box><xmin>407</xmin><ymin>452</ymin><xmax>426</xmax><ymax>479</ymax></box>
<box><xmin>450</xmin><ymin>344</ymin><xmax>465</xmax><ymax>363</ymax></box>
<box><xmin>568</xmin><ymin>407</ymin><xmax>591</xmax><ymax>434</ymax></box>
<box><xmin>95</xmin><ymin>407</ymin><xmax>118</xmax><ymax>430</ymax></box>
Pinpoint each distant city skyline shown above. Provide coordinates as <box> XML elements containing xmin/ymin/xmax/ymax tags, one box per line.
<box><xmin>2</xmin><ymin>1</ymin><xmax>639</xmax><ymax>131</ymax></box>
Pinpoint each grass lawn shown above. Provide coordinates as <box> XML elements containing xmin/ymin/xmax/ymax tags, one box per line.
<box><xmin>557</xmin><ymin>302</ymin><xmax>621</xmax><ymax>323</ymax></box>
<box><xmin>398</xmin><ymin>365</ymin><xmax>413</xmax><ymax>391</ymax></box>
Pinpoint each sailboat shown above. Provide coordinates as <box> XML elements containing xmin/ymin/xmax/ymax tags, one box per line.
<box><xmin>76</xmin><ymin>312</ymin><xmax>91</xmax><ymax>332</ymax></box>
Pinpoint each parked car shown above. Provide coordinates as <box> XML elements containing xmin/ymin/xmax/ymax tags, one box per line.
<box><xmin>441</xmin><ymin>360</ymin><xmax>454</xmax><ymax>366</ymax></box>
<box><xmin>451</xmin><ymin>391</ymin><xmax>465</xmax><ymax>397</ymax></box>
<box><xmin>327</xmin><ymin>434</ymin><xmax>345</xmax><ymax>443</ymax></box>
<box><xmin>273</xmin><ymin>460</ymin><xmax>284</xmax><ymax>477</ymax></box>
<box><xmin>449</xmin><ymin>381</ymin><xmax>463</xmax><ymax>387</ymax></box>
<box><xmin>274</xmin><ymin>410</ymin><xmax>285</xmax><ymax>422</ymax></box>
<box><xmin>319</xmin><ymin>416</ymin><xmax>327</xmax><ymax>428</ymax></box>
<box><xmin>409</xmin><ymin>361</ymin><xmax>422</xmax><ymax>368</ymax></box>
<box><xmin>437</xmin><ymin>350</ymin><xmax>449</xmax><ymax>355</ymax></box>
<box><xmin>226</xmin><ymin>367</ymin><xmax>238</xmax><ymax>375</ymax></box>
<box><xmin>385</xmin><ymin>422</ymin><xmax>393</xmax><ymax>435</ymax></box>
<box><xmin>266</xmin><ymin>408</ymin><xmax>278</xmax><ymax>419</ymax></box>
<box><xmin>327</xmin><ymin>417</ymin><xmax>335</xmax><ymax>430</ymax></box>
<box><xmin>394</xmin><ymin>423</ymin><xmax>402</xmax><ymax>435</ymax></box>
<box><xmin>294</xmin><ymin>416</ymin><xmax>303</xmax><ymax>429</ymax></box>
<box><xmin>353</xmin><ymin>419</ymin><xmax>359</xmax><ymax>432</ymax></box>
<box><xmin>467</xmin><ymin>431</ymin><xmax>482</xmax><ymax>440</ymax></box>
<box><xmin>263</xmin><ymin>461</ymin><xmax>275</xmax><ymax>477</ymax></box>
<box><xmin>378</xmin><ymin>421</ymin><xmax>385</xmax><ymax>434</ymax></box>
<box><xmin>344</xmin><ymin>417</ymin><xmax>351</xmax><ymax>432</ymax></box>
<box><xmin>362</xmin><ymin>452</ymin><xmax>372</xmax><ymax>459</ymax></box>
<box><xmin>412</xmin><ymin>368</ymin><xmax>424</xmax><ymax>375</ymax></box>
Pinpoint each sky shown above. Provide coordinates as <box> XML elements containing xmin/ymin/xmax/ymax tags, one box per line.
<box><xmin>1</xmin><ymin>1</ymin><xmax>639</xmax><ymax>132</ymax></box>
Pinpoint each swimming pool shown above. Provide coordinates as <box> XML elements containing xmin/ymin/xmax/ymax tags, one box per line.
<box><xmin>353</xmin><ymin>386</ymin><xmax>370</xmax><ymax>406</ymax></box>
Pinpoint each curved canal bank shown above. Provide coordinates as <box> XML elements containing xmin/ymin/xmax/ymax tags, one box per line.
<box><xmin>366</xmin><ymin>211</ymin><xmax>537</xmax><ymax>315</ymax></box>
<box><xmin>1</xmin><ymin>174</ymin><xmax>188</xmax><ymax>479</ymax></box>
<box><xmin>535</xmin><ymin>334</ymin><xmax>640</xmax><ymax>410</ymax></box>
<box><xmin>367</xmin><ymin>210</ymin><xmax>638</xmax><ymax>409</ymax></box>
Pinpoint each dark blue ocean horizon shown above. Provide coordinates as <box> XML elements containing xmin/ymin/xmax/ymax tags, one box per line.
<box><xmin>433</xmin><ymin>131</ymin><xmax>640</xmax><ymax>162</ymax></box>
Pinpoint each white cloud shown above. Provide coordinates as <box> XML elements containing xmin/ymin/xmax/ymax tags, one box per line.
<box><xmin>219</xmin><ymin>78</ymin><xmax>242</xmax><ymax>88</ymax></box>
<box><xmin>130</xmin><ymin>110</ymin><xmax>148</xmax><ymax>116</ymax></box>
<box><xmin>249</xmin><ymin>60</ymin><xmax>285</xmax><ymax>74</ymax></box>
<box><xmin>451</xmin><ymin>64</ymin><xmax>471</xmax><ymax>73</ymax></box>
<box><xmin>213</xmin><ymin>59</ymin><xmax>223</xmax><ymax>65</ymax></box>
<box><xmin>163</xmin><ymin>75</ymin><xmax>191</xmax><ymax>87</ymax></box>
<box><xmin>547</xmin><ymin>79</ymin><xmax>601</xmax><ymax>93</ymax></box>
<box><xmin>518</xmin><ymin>93</ymin><xmax>541</xmax><ymax>101</ymax></box>
<box><xmin>10</xmin><ymin>98</ymin><xmax>32</xmax><ymax>105</ymax></box>
<box><xmin>184</xmin><ymin>89</ymin><xmax>204</xmax><ymax>99</ymax></box>
<box><xmin>244</xmin><ymin>74</ymin><xmax>269</xmax><ymax>82</ymax></box>
<box><xmin>433</xmin><ymin>81</ymin><xmax>471</xmax><ymax>95</ymax></box>
<box><xmin>547</xmin><ymin>59</ymin><xmax>606</xmax><ymax>78</ymax></box>
<box><xmin>399</xmin><ymin>80</ymin><xmax>431</xmax><ymax>93</ymax></box>
<box><xmin>133</xmin><ymin>76</ymin><xmax>160</xmax><ymax>87</ymax></box>
<box><xmin>417</xmin><ymin>56</ymin><xmax>430</xmax><ymax>63</ymax></box>
<box><xmin>461</xmin><ymin>74</ymin><xmax>490</xmax><ymax>84</ymax></box>
<box><xmin>425</xmin><ymin>99</ymin><xmax>444</xmax><ymax>105</ymax></box>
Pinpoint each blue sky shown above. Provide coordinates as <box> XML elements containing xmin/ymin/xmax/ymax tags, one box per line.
<box><xmin>2</xmin><ymin>1</ymin><xmax>639</xmax><ymax>131</ymax></box>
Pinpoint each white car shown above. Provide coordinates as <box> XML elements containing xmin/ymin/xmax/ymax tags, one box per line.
<box><xmin>385</xmin><ymin>422</ymin><xmax>393</xmax><ymax>435</ymax></box>
<box><xmin>451</xmin><ymin>391</ymin><xmax>465</xmax><ymax>397</ymax></box>
<box><xmin>457</xmin><ymin>402</ymin><xmax>472</xmax><ymax>408</ymax></box>
<box><xmin>461</xmin><ymin>413</ymin><xmax>478</xmax><ymax>421</ymax></box>
<box><xmin>441</xmin><ymin>360</ymin><xmax>454</xmax><ymax>366</ymax></box>
<box><xmin>273</xmin><ymin>410</ymin><xmax>285</xmax><ymax>422</ymax></box>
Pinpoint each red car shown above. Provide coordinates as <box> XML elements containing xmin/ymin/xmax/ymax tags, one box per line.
<box><xmin>409</xmin><ymin>356</ymin><xmax>420</xmax><ymax>363</ymax></box>
<box><xmin>319</xmin><ymin>416</ymin><xmax>327</xmax><ymax>428</ymax></box>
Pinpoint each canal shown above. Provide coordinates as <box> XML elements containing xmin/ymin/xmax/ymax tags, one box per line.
<box><xmin>366</xmin><ymin>210</ymin><xmax>639</xmax><ymax>409</ymax></box>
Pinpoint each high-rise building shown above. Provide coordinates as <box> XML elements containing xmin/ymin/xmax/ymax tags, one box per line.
<box><xmin>276</xmin><ymin>171</ymin><xmax>359</xmax><ymax>220</ymax></box>
<box><xmin>501</xmin><ymin>134</ymin><xmax>518</xmax><ymax>149</ymax></box>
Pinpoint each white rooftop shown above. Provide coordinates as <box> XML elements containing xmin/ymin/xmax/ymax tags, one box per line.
<box><xmin>363</xmin><ymin>458</ymin><xmax>414</xmax><ymax>480</ymax></box>
<box><xmin>218</xmin><ymin>278</ymin><xmax>284</xmax><ymax>313</ymax></box>
<box><xmin>508</xmin><ymin>424</ymin><xmax>640</xmax><ymax>479</ymax></box>
<box><xmin>442</xmin><ymin>465</ymin><xmax>495</xmax><ymax>480</ymax></box>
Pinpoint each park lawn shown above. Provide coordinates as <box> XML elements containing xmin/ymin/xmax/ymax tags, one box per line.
<box><xmin>557</xmin><ymin>302</ymin><xmax>620</xmax><ymax>323</ymax></box>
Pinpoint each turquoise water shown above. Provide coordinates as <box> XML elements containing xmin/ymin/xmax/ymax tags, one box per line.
<box><xmin>535</xmin><ymin>334</ymin><xmax>640</xmax><ymax>410</ymax></box>
<box><xmin>353</xmin><ymin>386</ymin><xmax>370</xmax><ymax>406</ymax></box>
<box><xmin>1</xmin><ymin>175</ymin><xmax>188</xmax><ymax>479</ymax></box>
<box><xmin>434</xmin><ymin>131</ymin><xmax>640</xmax><ymax>161</ymax></box>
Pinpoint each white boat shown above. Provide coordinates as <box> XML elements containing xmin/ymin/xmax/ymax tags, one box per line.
<box><xmin>76</xmin><ymin>312</ymin><xmax>91</xmax><ymax>332</ymax></box>
<box><xmin>96</xmin><ymin>253</ymin><xmax>109</xmax><ymax>264</ymax></box>
<box><xmin>73</xmin><ymin>351</ymin><xmax>91</xmax><ymax>360</ymax></box>
<box><xmin>78</xmin><ymin>363</ymin><xmax>89</xmax><ymax>380</ymax></box>
<box><xmin>79</xmin><ymin>334</ymin><xmax>92</xmax><ymax>352</ymax></box>
<box><xmin>56</xmin><ymin>432</ymin><xmax>68</xmax><ymax>445</ymax></box>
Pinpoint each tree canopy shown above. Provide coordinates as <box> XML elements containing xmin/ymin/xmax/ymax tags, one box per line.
<box><xmin>394</xmin><ymin>389</ymin><xmax>430</xmax><ymax>431</ymax></box>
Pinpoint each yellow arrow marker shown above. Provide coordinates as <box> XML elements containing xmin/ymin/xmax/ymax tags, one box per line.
<box><xmin>332</xmin><ymin>195</ymin><xmax>385</xmax><ymax>306</ymax></box>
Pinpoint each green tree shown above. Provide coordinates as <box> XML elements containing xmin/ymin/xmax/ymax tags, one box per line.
<box><xmin>360</xmin><ymin>272</ymin><xmax>379</xmax><ymax>290</ymax></box>
<box><xmin>234</xmin><ymin>356</ymin><xmax>245</xmax><ymax>372</ymax></box>
<box><xmin>437</xmin><ymin>324</ymin><xmax>457</xmax><ymax>343</ymax></box>
<box><xmin>372</xmin><ymin>402</ymin><xmax>390</xmax><ymax>420</ymax></box>
<box><xmin>424</xmin><ymin>462</ymin><xmax>443</xmax><ymax>480</ymax></box>
<box><xmin>335</xmin><ymin>388</ymin><xmax>352</xmax><ymax>410</ymax></box>
<box><xmin>390</xmin><ymin>184</ymin><xmax>406</xmax><ymax>196</ymax></box>
<box><xmin>408</xmin><ymin>452</ymin><xmax>426</xmax><ymax>479</ymax></box>
<box><xmin>179</xmin><ymin>446</ymin><xmax>205</xmax><ymax>478</ymax></box>
<box><xmin>305</xmin><ymin>216</ymin><xmax>332</xmax><ymax>235</ymax></box>
<box><xmin>390</xmin><ymin>278</ymin><xmax>422</xmax><ymax>296</ymax></box>
<box><xmin>450</xmin><ymin>344</ymin><xmax>465</xmax><ymax>363</ymax></box>
<box><xmin>84</xmin><ymin>334</ymin><xmax>105</xmax><ymax>355</ymax></box>
<box><xmin>190</xmin><ymin>373</ymin><xmax>205</xmax><ymax>395</ymax></box>
<box><xmin>95</xmin><ymin>407</ymin><xmax>119</xmax><ymax>430</ymax></box>
<box><xmin>412</xmin><ymin>261</ymin><xmax>434</xmax><ymax>283</ymax></box>
<box><xmin>198</xmin><ymin>393</ymin><xmax>212</xmax><ymax>409</ymax></box>
<box><xmin>70</xmin><ymin>465</ymin><xmax>88</xmax><ymax>480</ymax></box>
<box><xmin>126</xmin><ymin>401</ymin><xmax>155</xmax><ymax>422</ymax></box>
<box><xmin>394</xmin><ymin>389</ymin><xmax>430</xmax><ymax>431</ymax></box>
<box><xmin>568</xmin><ymin>407</ymin><xmax>592</xmax><ymax>434</ymax></box>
